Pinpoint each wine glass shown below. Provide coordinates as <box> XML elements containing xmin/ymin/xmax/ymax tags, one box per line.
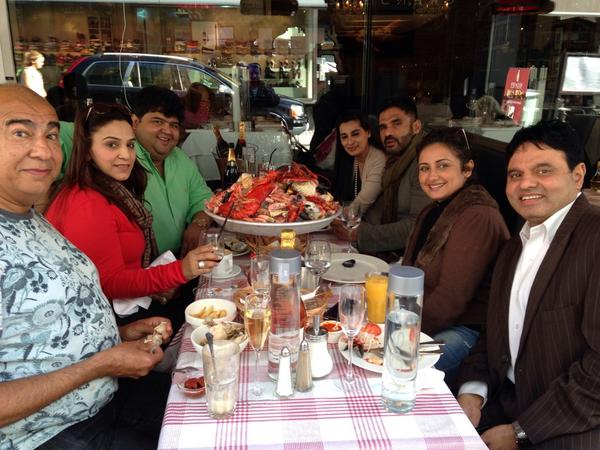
<box><xmin>243</xmin><ymin>292</ymin><xmax>271</xmax><ymax>397</ymax></box>
<box><xmin>205</xmin><ymin>232</ymin><xmax>223</xmax><ymax>297</ymax></box>
<box><xmin>341</xmin><ymin>202</ymin><xmax>361</xmax><ymax>253</ymax></box>
<box><xmin>250</xmin><ymin>254</ymin><xmax>270</xmax><ymax>295</ymax></box>
<box><xmin>337</xmin><ymin>284</ymin><xmax>366</xmax><ymax>389</ymax></box>
<box><xmin>304</xmin><ymin>239</ymin><xmax>331</xmax><ymax>286</ymax></box>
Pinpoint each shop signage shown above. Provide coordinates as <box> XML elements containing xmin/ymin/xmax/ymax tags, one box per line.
<box><xmin>492</xmin><ymin>0</ymin><xmax>554</xmax><ymax>14</ymax></box>
<box><xmin>501</xmin><ymin>67</ymin><xmax>530</xmax><ymax>123</ymax></box>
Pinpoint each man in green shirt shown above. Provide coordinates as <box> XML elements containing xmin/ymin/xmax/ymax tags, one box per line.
<box><xmin>58</xmin><ymin>87</ymin><xmax>212</xmax><ymax>256</ymax></box>
<box><xmin>131</xmin><ymin>86</ymin><xmax>213</xmax><ymax>256</ymax></box>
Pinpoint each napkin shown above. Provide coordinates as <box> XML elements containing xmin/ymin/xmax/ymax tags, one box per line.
<box><xmin>416</xmin><ymin>367</ymin><xmax>446</xmax><ymax>391</ymax></box>
<box><xmin>113</xmin><ymin>251</ymin><xmax>177</xmax><ymax>317</ymax></box>
<box><xmin>175</xmin><ymin>350</ymin><xmax>203</xmax><ymax>371</ymax></box>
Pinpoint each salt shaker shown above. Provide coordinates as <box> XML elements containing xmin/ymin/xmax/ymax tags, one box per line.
<box><xmin>307</xmin><ymin>315</ymin><xmax>333</xmax><ymax>379</ymax></box>
<box><xmin>295</xmin><ymin>339</ymin><xmax>313</xmax><ymax>392</ymax></box>
<box><xmin>275</xmin><ymin>347</ymin><xmax>294</xmax><ymax>398</ymax></box>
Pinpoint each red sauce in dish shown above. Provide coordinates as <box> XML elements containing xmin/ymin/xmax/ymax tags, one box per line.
<box><xmin>184</xmin><ymin>376</ymin><xmax>205</xmax><ymax>390</ymax></box>
<box><xmin>321</xmin><ymin>321</ymin><xmax>341</xmax><ymax>332</ymax></box>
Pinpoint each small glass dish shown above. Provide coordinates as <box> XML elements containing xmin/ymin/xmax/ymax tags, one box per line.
<box><xmin>173</xmin><ymin>368</ymin><xmax>206</xmax><ymax>398</ymax></box>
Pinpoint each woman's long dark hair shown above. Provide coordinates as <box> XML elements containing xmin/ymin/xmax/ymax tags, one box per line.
<box><xmin>56</xmin><ymin>102</ymin><xmax>148</xmax><ymax>221</ymax></box>
<box><xmin>332</xmin><ymin>111</ymin><xmax>377</xmax><ymax>202</ymax></box>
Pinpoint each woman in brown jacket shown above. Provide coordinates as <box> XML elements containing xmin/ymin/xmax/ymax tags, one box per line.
<box><xmin>403</xmin><ymin>128</ymin><xmax>510</xmax><ymax>384</ymax></box>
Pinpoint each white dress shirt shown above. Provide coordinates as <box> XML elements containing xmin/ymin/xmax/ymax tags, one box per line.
<box><xmin>459</xmin><ymin>194</ymin><xmax>580</xmax><ymax>402</ymax></box>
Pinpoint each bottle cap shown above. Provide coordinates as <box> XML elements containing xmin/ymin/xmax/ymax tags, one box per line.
<box><xmin>270</xmin><ymin>249</ymin><xmax>302</xmax><ymax>281</ymax></box>
<box><xmin>388</xmin><ymin>264</ymin><xmax>424</xmax><ymax>297</ymax></box>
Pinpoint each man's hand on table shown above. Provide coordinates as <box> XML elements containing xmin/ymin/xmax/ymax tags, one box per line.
<box><xmin>481</xmin><ymin>425</ymin><xmax>518</xmax><ymax>450</ymax></box>
<box><xmin>331</xmin><ymin>219</ymin><xmax>358</xmax><ymax>242</ymax></box>
<box><xmin>181</xmin><ymin>212</ymin><xmax>212</xmax><ymax>257</ymax></box>
<box><xmin>457</xmin><ymin>393</ymin><xmax>483</xmax><ymax>427</ymax></box>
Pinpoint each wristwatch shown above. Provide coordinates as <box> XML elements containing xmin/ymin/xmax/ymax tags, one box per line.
<box><xmin>511</xmin><ymin>421</ymin><xmax>531</xmax><ymax>447</ymax></box>
<box><xmin>192</xmin><ymin>217</ymin><xmax>210</xmax><ymax>228</ymax></box>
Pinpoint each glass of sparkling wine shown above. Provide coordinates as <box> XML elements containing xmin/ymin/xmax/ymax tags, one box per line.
<box><xmin>341</xmin><ymin>202</ymin><xmax>361</xmax><ymax>253</ymax></box>
<box><xmin>304</xmin><ymin>239</ymin><xmax>332</xmax><ymax>285</ymax></box>
<box><xmin>244</xmin><ymin>292</ymin><xmax>272</xmax><ymax>397</ymax></box>
<box><xmin>338</xmin><ymin>284</ymin><xmax>366</xmax><ymax>388</ymax></box>
<box><xmin>205</xmin><ymin>231</ymin><xmax>223</xmax><ymax>297</ymax></box>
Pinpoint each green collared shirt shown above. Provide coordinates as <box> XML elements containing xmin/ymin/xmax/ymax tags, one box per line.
<box><xmin>136</xmin><ymin>142</ymin><xmax>212</xmax><ymax>255</ymax></box>
<box><xmin>58</xmin><ymin>121</ymin><xmax>212</xmax><ymax>254</ymax></box>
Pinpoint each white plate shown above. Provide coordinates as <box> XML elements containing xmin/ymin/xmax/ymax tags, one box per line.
<box><xmin>322</xmin><ymin>253</ymin><xmax>389</xmax><ymax>283</ymax></box>
<box><xmin>205</xmin><ymin>208</ymin><xmax>341</xmax><ymax>237</ymax></box>
<box><xmin>223</xmin><ymin>235</ymin><xmax>250</xmax><ymax>256</ymax></box>
<box><xmin>232</xmin><ymin>248</ymin><xmax>250</xmax><ymax>257</ymax></box>
<box><xmin>207</xmin><ymin>264</ymin><xmax>242</xmax><ymax>280</ymax></box>
<box><xmin>337</xmin><ymin>329</ymin><xmax>440</xmax><ymax>374</ymax></box>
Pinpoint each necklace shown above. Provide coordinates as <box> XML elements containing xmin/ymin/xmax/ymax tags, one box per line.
<box><xmin>353</xmin><ymin>158</ymin><xmax>359</xmax><ymax>199</ymax></box>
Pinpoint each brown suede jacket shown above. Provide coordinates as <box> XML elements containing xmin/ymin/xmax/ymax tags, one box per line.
<box><xmin>403</xmin><ymin>184</ymin><xmax>510</xmax><ymax>335</ymax></box>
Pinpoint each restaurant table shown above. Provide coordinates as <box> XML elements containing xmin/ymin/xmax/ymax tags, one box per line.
<box><xmin>158</xmin><ymin>231</ymin><xmax>487</xmax><ymax>450</ymax></box>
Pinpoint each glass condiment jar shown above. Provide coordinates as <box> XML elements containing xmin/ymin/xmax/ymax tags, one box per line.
<box><xmin>306</xmin><ymin>315</ymin><xmax>333</xmax><ymax>379</ymax></box>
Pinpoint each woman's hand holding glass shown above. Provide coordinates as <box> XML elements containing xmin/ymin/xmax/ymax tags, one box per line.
<box><xmin>244</xmin><ymin>292</ymin><xmax>271</xmax><ymax>397</ymax></box>
<box><xmin>180</xmin><ymin>244</ymin><xmax>222</xmax><ymax>280</ymax></box>
<box><xmin>204</xmin><ymin>232</ymin><xmax>224</xmax><ymax>296</ymax></box>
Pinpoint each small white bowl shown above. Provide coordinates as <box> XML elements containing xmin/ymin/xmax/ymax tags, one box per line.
<box><xmin>190</xmin><ymin>322</ymin><xmax>249</xmax><ymax>354</ymax></box>
<box><xmin>185</xmin><ymin>298</ymin><xmax>237</xmax><ymax>329</ymax></box>
<box><xmin>321</xmin><ymin>320</ymin><xmax>344</xmax><ymax>344</ymax></box>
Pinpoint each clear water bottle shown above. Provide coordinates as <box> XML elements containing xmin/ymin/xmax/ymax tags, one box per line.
<box><xmin>381</xmin><ymin>264</ymin><xmax>424</xmax><ymax>413</ymax></box>
<box><xmin>268</xmin><ymin>249</ymin><xmax>302</xmax><ymax>380</ymax></box>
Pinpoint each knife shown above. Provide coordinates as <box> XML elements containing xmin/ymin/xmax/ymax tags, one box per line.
<box><xmin>217</xmin><ymin>201</ymin><xmax>235</xmax><ymax>244</ymax></box>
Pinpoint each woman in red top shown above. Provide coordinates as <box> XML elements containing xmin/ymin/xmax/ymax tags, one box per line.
<box><xmin>46</xmin><ymin>103</ymin><xmax>220</xmax><ymax>320</ymax></box>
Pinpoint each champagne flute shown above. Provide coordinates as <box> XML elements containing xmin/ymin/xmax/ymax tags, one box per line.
<box><xmin>304</xmin><ymin>239</ymin><xmax>331</xmax><ymax>286</ymax></box>
<box><xmin>338</xmin><ymin>284</ymin><xmax>366</xmax><ymax>388</ymax></box>
<box><xmin>205</xmin><ymin>232</ymin><xmax>223</xmax><ymax>297</ymax></box>
<box><xmin>341</xmin><ymin>202</ymin><xmax>361</xmax><ymax>253</ymax></box>
<box><xmin>244</xmin><ymin>292</ymin><xmax>271</xmax><ymax>397</ymax></box>
<box><xmin>250</xmin><ymin>254</ymin><xmax>270</xmax><ymax>295</ymax></box>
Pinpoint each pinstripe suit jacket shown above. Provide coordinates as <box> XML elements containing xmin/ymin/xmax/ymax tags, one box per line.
<box><xmin>460</xmin><ymin>195</ymin><xmax>600</xmax><ymax>448</ymax></box>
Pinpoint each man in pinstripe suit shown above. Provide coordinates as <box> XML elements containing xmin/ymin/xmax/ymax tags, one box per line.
<box><xmin>457</xmin><ymin>120</ymin><xmax>600</xmax><ymax>449</ymax></box>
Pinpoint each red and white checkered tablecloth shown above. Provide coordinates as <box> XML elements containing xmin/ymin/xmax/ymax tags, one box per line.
<box><xmin>160</xmin><ymin>326</ymin><xmax>486</xmax><ymax>450</ymax></box>
<box><xmin>159</xmin><ymin>232</ymin><xmax>486</xmax><ymax>449</ymax></box>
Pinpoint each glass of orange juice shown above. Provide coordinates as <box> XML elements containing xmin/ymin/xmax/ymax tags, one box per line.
<box><xmin>365</xmin><ymin>271</ymin><xmax>388</xmax><ymax>323</ymax></box>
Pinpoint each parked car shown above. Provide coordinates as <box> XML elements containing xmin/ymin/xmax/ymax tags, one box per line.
<box><xmin>61</xmin><ymin>53</ymin><xmax>308</xmax><ymax>134</ymax></box>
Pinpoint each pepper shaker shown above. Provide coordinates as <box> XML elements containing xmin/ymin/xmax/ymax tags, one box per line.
<box><xmin>295</xmin><ymin>339</ymin><xmax>313</xmax><ymax>392</ymax></box>
<box><xmin>275</xmin><ymin>347</ymin><xmax>294</xmax><ymax>398</ymax></box>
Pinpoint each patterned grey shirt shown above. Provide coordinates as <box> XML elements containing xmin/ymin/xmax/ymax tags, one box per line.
<box><xmin>0</xmin><ymin>208</ymin><xmax>119</xmax><ymax>450</ymax></box>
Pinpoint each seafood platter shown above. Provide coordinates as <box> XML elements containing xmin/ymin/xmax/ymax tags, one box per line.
<box><xmin>205</xmin><ymin>164</ymin><xmax>340</xmax><ymax>236</ymax></box>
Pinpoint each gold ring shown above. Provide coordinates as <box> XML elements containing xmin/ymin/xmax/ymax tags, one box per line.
<box><xmin>198</xmin><ymin>261</ymin><xmax>206</xmax><ymax>269</ymax></box>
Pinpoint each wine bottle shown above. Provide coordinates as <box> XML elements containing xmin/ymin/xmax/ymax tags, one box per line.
<box><xmin>213</xmin><ymin>125</ymin><xmax>229</xmax><ymax>157</ymax></box>
<box><xmin>234</xmin><ymin>121</ymin><xmax>246</xmax><ymax>159</ymax></box>
<box><xmin>223</xmin><ymin>143</ymin><xmax>239</xmax><ymax>189</ymax></box>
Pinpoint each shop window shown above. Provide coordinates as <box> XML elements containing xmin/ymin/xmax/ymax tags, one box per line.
<box><xmin>84</xmin><ymin>61</ymin><xmax>130</xmax><ymax>86</ymax></box>
<box><xmin>137</xmin><ymin>62</ymin><xmax>180</xmax><ymax>90</ymax></box>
